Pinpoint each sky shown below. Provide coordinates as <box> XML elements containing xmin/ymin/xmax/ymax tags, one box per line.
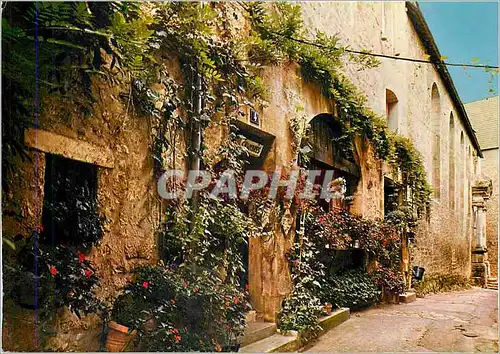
<box><xmin>419</xmin><ymin>1</ymin><xmax>498</xmax><ymax>103</ymax></box>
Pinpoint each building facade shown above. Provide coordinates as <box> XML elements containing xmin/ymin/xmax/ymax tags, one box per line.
<box><xmin>2</xmin><ymin>2</ymin><xmax>484</xmax><ymax>351</ymax></box>
<box><xmin>466</xmin><ymin>96</ymin><xmax>499</xmax><ymax>278</ymax></box>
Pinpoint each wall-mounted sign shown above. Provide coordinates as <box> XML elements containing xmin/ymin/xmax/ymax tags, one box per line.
<box><xmin>249</xmin><ymin>109</ymin><xmax>260</xmax><ymax>126</ymax></box>
<box><xmin>243</xmin><ymin>139</ymin><xmax>264</xmax><ymax>157</ymax></box>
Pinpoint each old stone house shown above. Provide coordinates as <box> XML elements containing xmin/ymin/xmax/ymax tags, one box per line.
<box><xmin>2</xmin><ymin>1</ymin><xmax>485</xmax><ymax>351</ymax></box>
<box><xmin>466</xmin><ymin>96</ymin><xmax>499</xmax><ymax>278</ymax></box>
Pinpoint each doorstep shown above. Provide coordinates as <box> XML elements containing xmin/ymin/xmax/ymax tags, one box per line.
<box><xmin>239</xmin><ymin>308</ymin><xmax>350</xmax><ymax>352</ymax></box>
<box><xmin>399</xmin><ymin>291</ymin><xmax>417</xmax><ymax>303</ymax></box>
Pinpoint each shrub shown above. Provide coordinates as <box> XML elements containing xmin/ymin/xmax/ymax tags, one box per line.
<box><xmin>414</xmin><ymin>274</ymin><xmax>471</xmax><ymax>297</ymax></box>
<box><xmin>320</xmin><ymin>269</ymin><xmax>381</xmax><ymax>310</ymax></box>
<box><xmin>4</xmin><ymin>230</ymin><xmax>104</xmax><ymax>323</ymax></box>
<box><xmin>110</xmin><ymin>265</ymin><xmax>250</xmax><ymax>352</ymax></box>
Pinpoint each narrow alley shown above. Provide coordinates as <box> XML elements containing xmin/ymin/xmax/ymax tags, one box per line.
<box><xmin>306</xmin><ymin>289</ymin><xmax>498</xmax><ymax>352</ymax></box>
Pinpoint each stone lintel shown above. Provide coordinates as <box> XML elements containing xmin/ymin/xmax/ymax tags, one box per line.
<box><xmin>25</xmin><ymin>128</ymin><xmax>114</xmax><ymax>168</ymax></box>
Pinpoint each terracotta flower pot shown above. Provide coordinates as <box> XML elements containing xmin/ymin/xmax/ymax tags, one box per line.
<box><xmin>105</xmin><ymin>321</ymin><xmax>137</xmax><ymax>352</ymax></box>
<box><xmin>322</xmin><ymin>303</ymin><xmax>332</xmax><ymax>315</ymax></box>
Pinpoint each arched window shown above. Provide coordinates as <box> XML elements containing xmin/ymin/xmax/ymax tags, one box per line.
<box><xmin>431</xmin><ymin>84</ymin><xmax>441</xmax><ymax>199</ymax></box>
<box><xmin>460</xmin><ymin>132</ymin><xmax>465</xmax><ymax>210</ymax></box>
<box><xmin>449</xmin><ymin>113</ymin><xmax>455</xmax><ymax>209</ymax></box>
<box><xmin>385</xmin><ymin>89</ymin><xmax>398</xmax><ymax>132</ymax></box>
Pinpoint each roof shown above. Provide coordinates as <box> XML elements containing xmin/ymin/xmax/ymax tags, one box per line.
<box><xmin>465</xmin><ymin>96</ymin><xmax>499</xmax><ymax>150</ymax></box>
<box><xmin>405</xmin><ymin>2</ymin><xmax>483</xmax><ymax>158</ymax></box>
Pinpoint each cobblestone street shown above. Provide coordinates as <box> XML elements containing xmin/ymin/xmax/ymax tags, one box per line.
<box><xmin>306</xmin><ymin>289</ymin><xmax>498</xmax><ymax>352</ymax></box>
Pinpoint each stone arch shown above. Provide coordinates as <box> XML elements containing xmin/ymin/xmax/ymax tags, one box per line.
<box><xmin>431</xmin><ymin>83</ymin><xmax>441</xmax><ymax>199</ymax></box>
<box><xmin>302</xmin><ymin>113</ymin><xmax>360</xmax><ymax>211</ymax></box>
<box><xmin>449</xmin><ymin>113</ymin><xmax>455</xmax><ymax>209</ymax></box>
<box><xmin>385</xmin><ymin>89</ymin><xmax>399</xmax><ymax>132</ymax></box>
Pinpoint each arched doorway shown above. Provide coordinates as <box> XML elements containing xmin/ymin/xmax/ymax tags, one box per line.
<box><xmin>300</xmin><ymin>113</ymin><xmax>360</xmax><ymax>211</ymax></box>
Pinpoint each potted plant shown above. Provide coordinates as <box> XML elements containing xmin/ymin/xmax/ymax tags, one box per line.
<box><xmin>321</xmin><ymin>303</ymin><xmax>332</xmax><ymax>315</ymax></box>
<box><xmin>107</xmin><ymin>293</ymin><xmax>141</xmax><ymax>351</ymax></box>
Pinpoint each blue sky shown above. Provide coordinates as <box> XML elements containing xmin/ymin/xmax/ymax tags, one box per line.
<box><xmin>419</xmin><ymin>1</ymin><xmax>498</xmax><ymax>103</ymax></box>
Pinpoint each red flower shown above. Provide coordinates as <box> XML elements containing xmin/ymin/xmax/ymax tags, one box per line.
<box><xmin>170</xmin><ymin>299</ymin><xmax>176</xmax><ymax>304</ymax></box>
<box><xmin>142</xmin><ymin>281</ymin><xmax>149</xmax><ymax>289</ymax></box>
<box><xmin>175</xmin><ymin>335</ymin><xmax>182</xmax><ymax>342</ymax></box>
<box><xmin>193</xmin><ymin>287</ymin><xmax>199</xmax><ymax>293</ymax></box>
<box><xmin>84</xmin><ymin>269</ymin><xmax>93</xmax><ymax>278</ymax></box>
<box><xmin>78</xmin><ymin>252</ymin><xmax>85</xmax><ymax>263</ymax></box>
<box><xmin>37</xmin><ymin>225</ymin><xmax>44</xmax><ymax>233</ymax></box>
<box><xmin>233</xmin><ymin>297</ymin><xmax>239</xmax><ymax>304</ymax></box>
<box><xmin>245</xmin><ymin>284</ymin><xmax>250</xmax><ymax>291</ymax></box>
<box><xmin>49</xmin><ymin>266</ymin><xmax>58</xmax><ymax>276</ymax></box>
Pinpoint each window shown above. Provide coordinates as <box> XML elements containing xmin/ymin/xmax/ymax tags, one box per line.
<box><xmin>449</xmin><ymin>113</ymin><xmax>455</xmax><ymax>209</ymax></box>
<box><xmin>431</xmin><ymin>84</ymin><xmax>441</xmax><ymax>199</ymax></box>
<box><xmin>41</xmin><ymin>154</ymin><xmax>101</xmax><ymax>246</ymax></box>
<box><xmin>385</xmin><ymin>89</ymin><xmax>398</xmax><ymax>132</ymax></box>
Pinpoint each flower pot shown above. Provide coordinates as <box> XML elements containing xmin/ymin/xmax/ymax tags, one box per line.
<box><xmin>105</xmin><ymin>321</ymin><xmax>137</xmax><ymax>352</ymax></box>
<box><xmin>322</xmin><ymin>303</ymin><xmax>332</xmax><ymax>315</ymax></box>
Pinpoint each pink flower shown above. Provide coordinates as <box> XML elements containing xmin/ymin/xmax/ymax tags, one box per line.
<box><xmin>142</xmin><ymin>281</ymin><xmax>149</xmax><ymax>289</ymax></box>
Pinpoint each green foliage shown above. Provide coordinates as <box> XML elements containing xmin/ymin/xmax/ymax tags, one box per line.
<box><xmin>111</xmin><ymin>265</ymin><xmax>249</xmax><ymax>351</ymax></box>
<box><xmin>2</xmin><ymin>1</ymin><xmax>154</xmax><ymax>189</ymax></box>
<box><xmin>320</xmin><ymin>269</ymin><xmax>381</xmax><ymax>310</ymax></box>
<box><xmin>159</xmin><ymin>192</ymin><xmax>257</xmax><ymax>285</ymax></box>
<box><xmin>278</xmin><ymin>233</ymin><xmax>324</xmax><ymax>339</ymax></box>
<box><xmin>247</xmin><ymin>3</ymin><xmax>431</xmax><ymax>211</ymax></box>
<box><xmin>414</xmin><ymin>274</ymin><xmax>471</xmax><ymax>297</ymax></box>
<box><xmin>3</xmin><ymin>231</ymin><xmax>104</xmax><ymax>324</ymax></box>
<box><xmin>388</xmin><ymin>135</ymin><xmax>433</xmax><ymax>212</ymax></box>
<box><xmin>371</xmin><ymin>264</ymin><xmax>405</xmax><ymax>294</ymax></box>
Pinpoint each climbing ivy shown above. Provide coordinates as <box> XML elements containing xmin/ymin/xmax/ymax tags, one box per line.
<box><xmin>246</xmin><ymin>2</ymin><xmax>430</xmax><ymax>210</ymax></box>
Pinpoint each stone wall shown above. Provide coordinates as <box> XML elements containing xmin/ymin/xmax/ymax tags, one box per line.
<box><xmin>483</xmin><ymin>148</ymin><xmax>499</xmax><ymax>277</ymax></box>
<box><xmin>2</xmin><ymin>2</ymin><xmax>483</xmax><ymax>348</ymax></box>
<box><xmin>2</xmin><ymin>75</ymin><xmax>161</xmax><ymax>351</ymax></box>
<box><xmin>299</xmin><ymin>2</ymin><xmax>479</xmax><ymax>276</ymax></box>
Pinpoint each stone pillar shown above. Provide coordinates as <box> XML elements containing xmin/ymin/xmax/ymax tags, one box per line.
<box><xmin>471</xmin><ymin>176</ymin><xmax>492</xmax><ymax>287</ymax></box>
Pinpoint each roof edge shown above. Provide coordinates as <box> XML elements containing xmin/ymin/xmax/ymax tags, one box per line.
<box><xmin>405</xmin><ymin>1</ymin><xmax>483</xmax><ymax>158</ymax></box>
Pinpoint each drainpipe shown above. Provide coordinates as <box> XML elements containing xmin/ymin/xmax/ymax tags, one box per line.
<box><xmin>187</xmin><ymin>2</ymin><xmax>204</xmax><ymax>264</ymax></box>
<box><xmin>190</xmin><ymin>66</ymin><xmax>202</xmax><ymax>211</ymax></box>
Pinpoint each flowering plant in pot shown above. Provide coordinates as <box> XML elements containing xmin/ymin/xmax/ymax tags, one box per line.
<box><xmin>108</xmin><ymin>264</ymin><xmax>250</xmax><ymax>352</ymax></box>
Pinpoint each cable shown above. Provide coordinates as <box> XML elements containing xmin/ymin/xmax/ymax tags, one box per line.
<box><xmin>237</xmin><ymin>2</ymin><xmax>499</xmax><ymax>70</ymax></box>
<box><xmin>272</xmin><ymin>32</ymin><xmax>499</xmax><ymax>70</ymax></box>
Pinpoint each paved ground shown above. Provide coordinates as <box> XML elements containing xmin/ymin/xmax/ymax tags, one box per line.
<box><xmin>306</xmin><ymin>288</ymin><xmax>498</xmax><ymax>352</ymax></box>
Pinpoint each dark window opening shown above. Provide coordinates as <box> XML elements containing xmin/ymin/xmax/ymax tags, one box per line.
<box><xmin>384</xmin><ymin>177</ymin><xmax>399</xmax><ymax>216</ymax></box>
<box><xmin>41</xmin><ymin>154</ymin><xmax>102</xmax><ymax>247</ymax></box>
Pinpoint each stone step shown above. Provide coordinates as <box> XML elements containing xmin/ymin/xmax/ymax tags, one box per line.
<box><xmin>245</xmin><ymin>310</ymin><xmax>257</xmax><ymax>324</ymax></box>
<box><xmin>240</xmin><ymin>321</ymin><xmax>277</xmax><ymax>347</ymax></box>
<box><xmin>240</xmin><ymin>308</ymin><xmax>350</xmax><ymax>352</ymax></box>
<box><xmin>239</xmin><ymin>331</ymin><xmax>298</xmax><ymax>353</ymax></box>
<box><xmin>399</xmin><ymin>291</ymin><xmax>417</xmax><ymax>303</ymax></box>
